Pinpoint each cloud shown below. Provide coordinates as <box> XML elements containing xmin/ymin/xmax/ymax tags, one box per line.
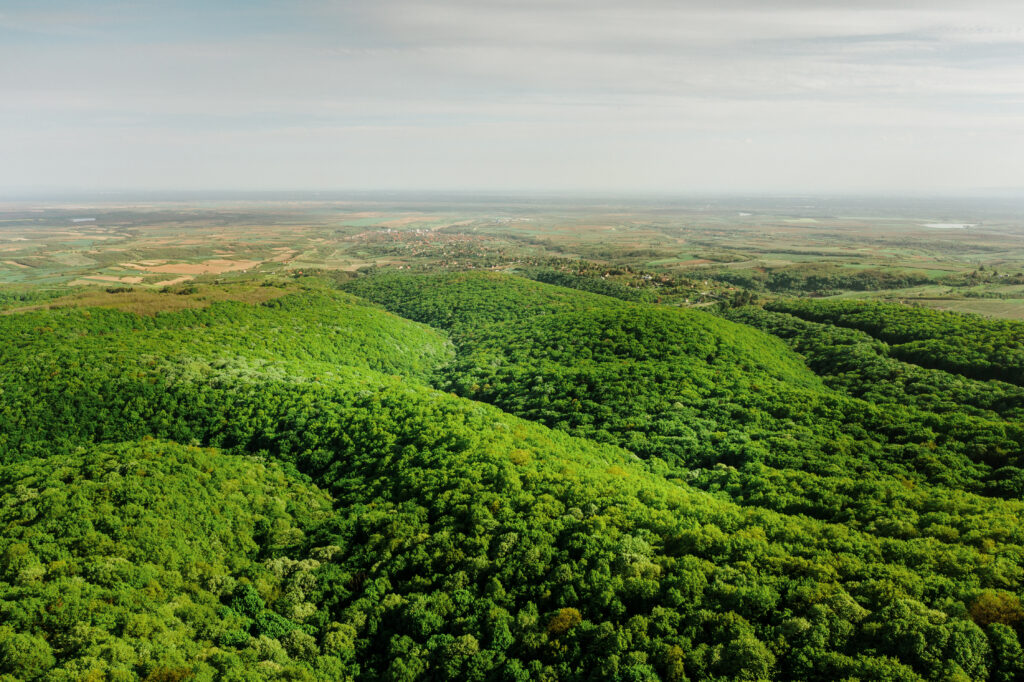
<box><xmin>0</xmin><ymin>0</ymin><xmax>1022</xmax><ymax>193</ymax></box>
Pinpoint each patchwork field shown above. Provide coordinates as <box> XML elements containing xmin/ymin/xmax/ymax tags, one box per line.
<box><xmin>1</xmin><ymin>194</ymin><xmax>1022</xmax><ymax>317</ymax></box>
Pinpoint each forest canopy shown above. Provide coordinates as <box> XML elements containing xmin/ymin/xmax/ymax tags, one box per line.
<box><xmin>0</xmin><ymin>272</ymin><xmax>1022</xmax><ymax>681</ymax></box>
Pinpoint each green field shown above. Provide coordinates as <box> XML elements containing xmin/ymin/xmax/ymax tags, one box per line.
<box><xmin>917</xmin><ymin>298</ymin><xmax>1024</xmax><ymax>319</ymax></box>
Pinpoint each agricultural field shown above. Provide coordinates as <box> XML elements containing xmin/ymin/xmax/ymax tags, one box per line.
<box><xmin>2</xmin><ymin>194</ymin><xmax>1022</xmax><ymax>317</ymax></box>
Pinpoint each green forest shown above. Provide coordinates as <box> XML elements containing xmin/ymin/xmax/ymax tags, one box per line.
<box><xmin>2</xmin><ymin>273</ymin><xmax>1024</xmax><ymax>681</ymax></box>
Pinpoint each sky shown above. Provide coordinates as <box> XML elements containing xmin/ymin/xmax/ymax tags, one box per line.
<box><xmin>1</xmin><ymin>0</ymin><xmax>1023</xmax><ymax>195</ymax></box>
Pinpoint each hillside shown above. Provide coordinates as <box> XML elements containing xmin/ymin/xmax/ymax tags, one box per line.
<box><xmin>0</xmin><ymin>274</ymin><xmax>1021</xmax><ymax>680</ymax></box>
<box><xmin>765</xmin><ymin>299</ymin><xmax>1024</xmax><ymax>387</ymax></box>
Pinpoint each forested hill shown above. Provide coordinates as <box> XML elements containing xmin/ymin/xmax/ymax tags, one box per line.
<box><xmin>764</xmin><ymin>299</ymin><xmax>1024</xmax><ymax>386</ymax></box>
<box><xmin>1</xmin><ymin>275</ymin><xmax>1023</xmax><ymax>680</ymax></box>
<box><xmin>343</xmin><ymin>270</ymin><xmax>630</xmax><ymax>331</ymax></box>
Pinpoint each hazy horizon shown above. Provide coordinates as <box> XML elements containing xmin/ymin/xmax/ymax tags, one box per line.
<box><xmin>3</xmin><ymin>1</ymin><xmax>1023</xmax><ymax>195</ymax></box>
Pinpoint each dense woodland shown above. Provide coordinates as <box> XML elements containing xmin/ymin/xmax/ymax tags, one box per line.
<box><xmin>764</xmin><ymin>300</ymin><xmax>1024</xmax><ymax>386</ymax></box>
<box><xmin>705</xmin><ymin>265</ymin><xmax>938</xmax><ymax>295</ymax></box>
<box><xmin>1</xmin><ymin>273</ymin><xmax>1023</xmax><ymax>680</ymax></box>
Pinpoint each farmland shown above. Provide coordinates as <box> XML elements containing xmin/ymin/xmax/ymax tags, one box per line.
<box><xmin>1</xmin><ymin>194</ymin><xmax>1023</xmax><ymax>318</ymax></box>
